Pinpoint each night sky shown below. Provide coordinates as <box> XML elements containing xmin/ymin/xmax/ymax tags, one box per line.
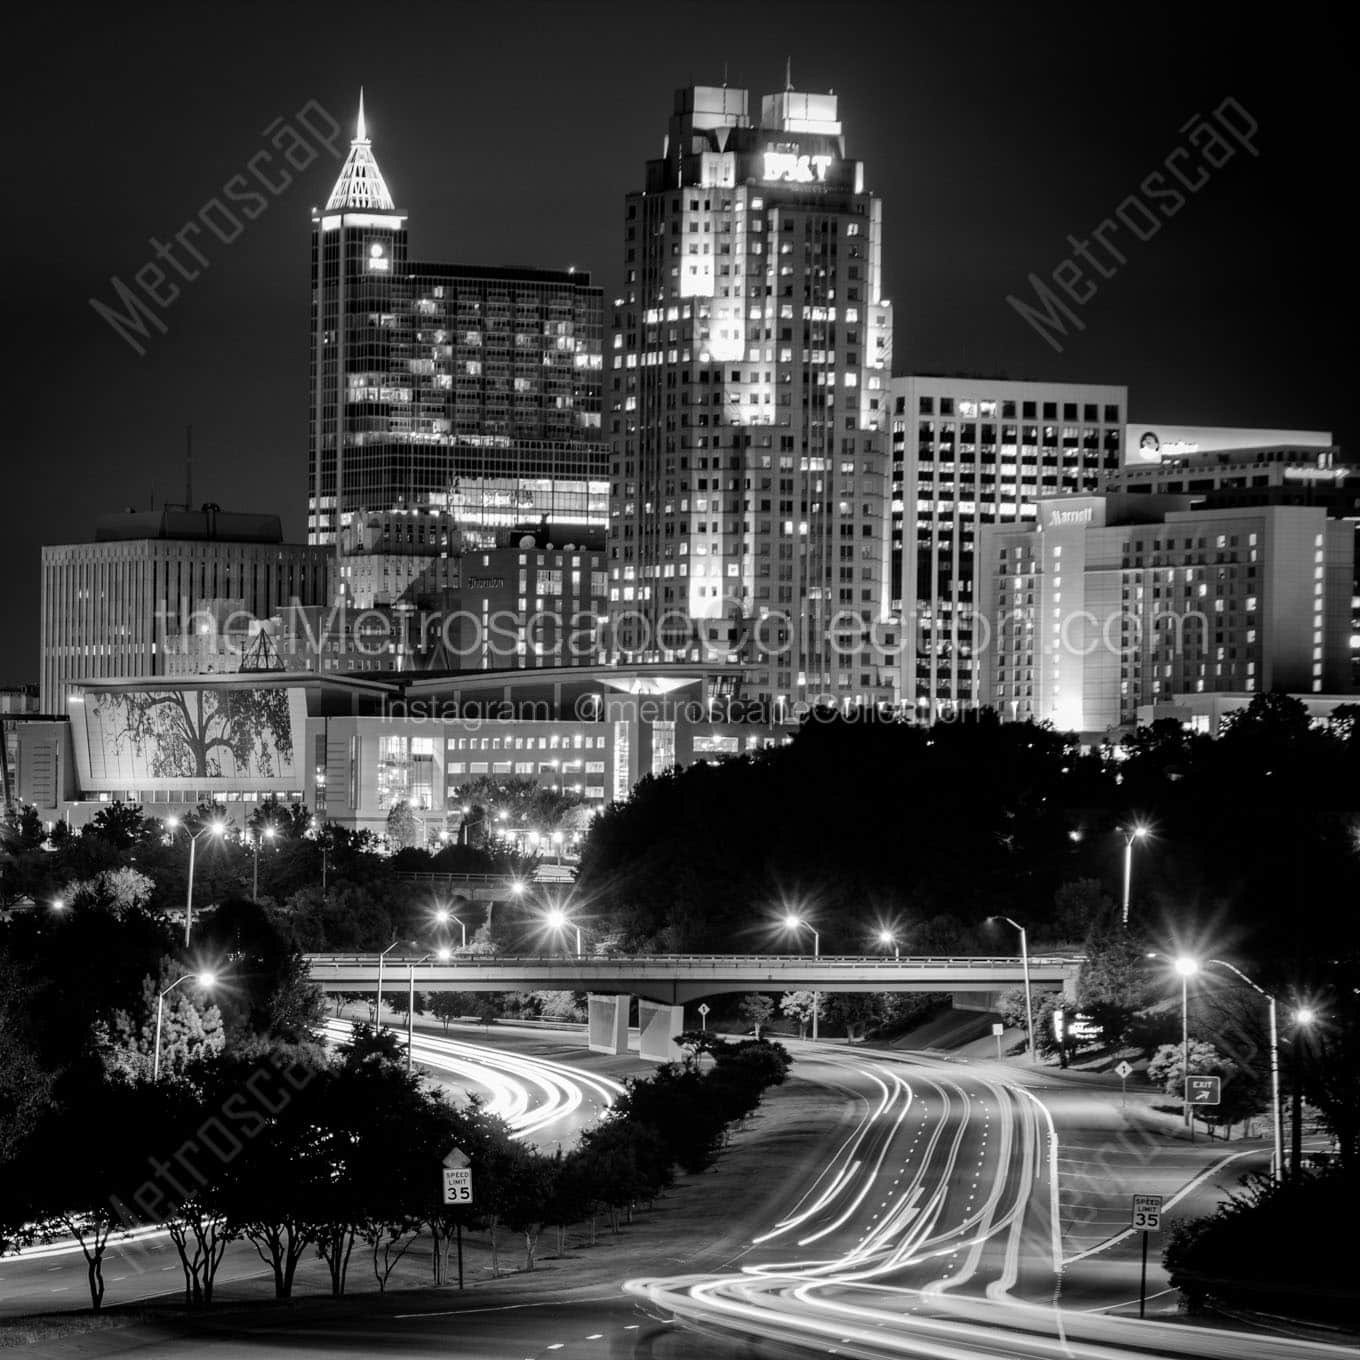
<box><xmin>6</xmin><ymin>0</ymin><xmax>1352</xmax><ymax>687</ymax></box>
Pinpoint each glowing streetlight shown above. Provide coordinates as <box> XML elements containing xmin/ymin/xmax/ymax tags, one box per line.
<box><xmin>781</xmin><ymin>914</ymin><xmax>820</xmax><ymax>1042</ymax></box>
<box><xmin>166</xmin><ymin>817</ymin><xmax>226</xmax><ymax>947</ymax></box>
<box><xmin>1150</xmin><ymin>953</ymin><xmax>1200</xmax><ymax>1134</ymax></box>
<box><xmin>1119</xmin><ymin>823</ymin><xmax>1150</xmax><ymax>926</ymax></box>
<box><xmin>876</xmin><ymin>928</ymin><xmax>900</xmax><ymax>961</ymax></box>
<box><xmin>434</xmin><ymin>907</ymin><xmax>466</xmax><ymax>949</ymax></box>
<box><xmin>51</xmin><ymin>897</ymin><xmax>65</xmax><ymax>912</ymax></box>
<box><xmin>153</xmin><ymin>971</ymin><xmax>216</xmax><ymax>1082</ymax></box>
<box><xmin>545</xmin><ymin>906</ymin><xmax>581</xmax><ymax>957</ymax></box>
<box><xmin>510</xmin><ymin>879</ymin><xmax>526</xmax><ymax>897</ymax></box>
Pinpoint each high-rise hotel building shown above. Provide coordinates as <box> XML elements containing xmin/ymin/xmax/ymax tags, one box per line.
<box><xmin>976</xmin><ymin>494</ymin><xmax>1354</xmax><ymax>733</ymax></box>
<box><xmin>309</xmin><ymin>98</ymin><xmax>606</xmax><ymax>548</ymax></box>
<box><xmin>607</xmin><ymin>83</ymin><xmax>897</xmax><ymax>708</ymax></box>
<box><xmin>889</xmin><ymin>376</ymin><xmax>1128</xmax><ymax>716</ymax></box>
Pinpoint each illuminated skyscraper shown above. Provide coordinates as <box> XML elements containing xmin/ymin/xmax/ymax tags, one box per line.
<box><xmin>889</xmin><ymin>376</ymin><xmax>1128</xmax><ymax>717</ymax></box>
<box><xmin>309</xmin><ymin>95</ymin><xmax>606</xmax><ymax>548</ymax></box>
<box><xmin>607</xmin><ymin>82</ymin><xmax>897</xmax><ymax>709</ymax></box>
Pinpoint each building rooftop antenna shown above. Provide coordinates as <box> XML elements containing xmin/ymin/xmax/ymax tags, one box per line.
<box><xmin>785</xmin><ymin>57</ymin><xmax>793</xmax><ymax>91</ymax></box>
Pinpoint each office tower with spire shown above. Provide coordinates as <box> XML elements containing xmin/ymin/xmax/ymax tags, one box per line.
<box><xmin>309</xmin><ymin>95</ymin><xmax>606</xmax><ymax>549</ymax></box>
<box><xmin>606</xmin><ymin>79</ymin><xmax>897</xmax><ymax>709</ymax></box>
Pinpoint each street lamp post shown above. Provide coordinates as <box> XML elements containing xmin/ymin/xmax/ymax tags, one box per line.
<box><xmin>1172</xmin><ymin>956</ymin><xmax>1199</xmax><ymax>1138</ymax></box>
<box><xmin>877</xmin><ymin>929</ymin><xmax>900</xmax><ymax>961</ymax></box>
<box><xmin>783</xmin><ymin>914</ymin><xmax>820</xmax><ymax>1042</ymax></box>
<box><xmin>1205</xmin><ymin>958</ymin><xmax>1284</xmax><ymax>1183</ymax></box>
<box><xmin>405</xmin><ymin>953</ymin><xmax>448</xmax><ymax>1074</ymax></box>
<box><xmin>251</xmin><ymin>826</ymin><xmax>276</xmax><ymax>900</ymax></box>
<box><xmin>153</xmin><ymin>972</ymin><xmax>215</xmax><ymax>1082</ymax></box>
<box><xmin>991</xmin><ymin>916</ymin><xmax>1035</xmax><ymax>1062</ymax></box>
<box><xmin>375</xmin><ymin>939</ymin><xmax>403</xmax><ymax>1026</ymax></box>
<box><xmin>435</xmin><ymin>908</ymin><xmax>467</xmax><ymax>949</ymax></box>
<box><xmin>1291</xmin><ymin>1007</ymin><xmax>1315</xmax><ymax>1178</ymax></box>
<box><xmin>166</xmin><ymin>817</ymin><xmax>225</xmax><ymax>948</ymax></box>
<box><xmin>1119</xmin><ymin>824</ymin><xmax>1149</xmax><ymax>927</ymax></box>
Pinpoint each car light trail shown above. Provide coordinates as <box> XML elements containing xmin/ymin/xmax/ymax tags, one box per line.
<box><xmin>318</xmin><ymin>1019</ymin><xmax>625</xmax><ymax>1140</ymax></box>
<box><xmin>625</xmin><ymin>1049</ymin><xmax>1354</xmax><ymax>1360</ymax></box>
<box><xmin>24</xmin><ymin>1026</ymin><xmax>623</xmax><ymax>1267</ymax></box>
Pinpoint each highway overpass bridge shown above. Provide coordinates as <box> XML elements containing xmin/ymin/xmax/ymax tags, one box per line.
<box><xmin>304</xmin><ymin>952</ymin><xmax>1081</xmax><ymax>1004</ymax></box>
<box><xmin>305</xmin><ymin>952</ymin><xmax>1082</xmax><ymax>1059</ymax></box>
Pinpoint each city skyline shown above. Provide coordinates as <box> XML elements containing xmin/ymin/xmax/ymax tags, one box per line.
<box><xmin>5</xmin><ymin>0</ymin><xmax>1351</xmax><ymax>687</ymax></box>
<box><xmin>3</xmin><ymin>9</ymin><xmax>1356</xmax><ymax>1350</ymax></box>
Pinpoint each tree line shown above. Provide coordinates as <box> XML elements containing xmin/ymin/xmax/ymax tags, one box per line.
<box><xmin>0</xmin><ymin>1012</ymin><xmax>791</xmax><ymax>1311</ymax></box>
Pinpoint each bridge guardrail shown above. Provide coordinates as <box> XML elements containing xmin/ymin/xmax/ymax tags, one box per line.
<box><xmin>393</xmin><ymin>873</ymin><xmax>508</xmax><ymax>885</ymax></box>
<box><xmin>304</xmin><ymin>952</ymin><xmax>1083</xmax><ymax>969</ymax></box>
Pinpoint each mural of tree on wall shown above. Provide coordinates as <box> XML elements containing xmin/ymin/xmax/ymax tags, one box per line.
<box><xmin>93</xmin><ymin>688</ymin><xmax>295</xmax><ymax>780</ymax></box>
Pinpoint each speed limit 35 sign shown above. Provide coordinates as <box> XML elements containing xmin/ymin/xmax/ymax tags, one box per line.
<box><xmin>442</xmin><ymin>1168</ymin><xmax>473</xmax><ymax>1206</ymax></box>
<box><xmin>1131</xmin><ymin>1193</ymin><xmax>1162</xmax><ymax>1231</ymax></box>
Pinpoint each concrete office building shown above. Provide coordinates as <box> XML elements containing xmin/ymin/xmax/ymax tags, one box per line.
<box><xmin>310</xmin><ymin>97</ymin><xmax>606</xmax><ymax>548</ymax></box>
<box><xmin>889</xmin><ymin>376</ymin><xmax>1128</xmax><ymax>717</ymax></box>
<box><xmin>977</xmin><ymin>494</ymin><xmax>1354</xmax><ymax>735</ymax></box>
<box><xmin>40</xmin><ymin>507</ymin><xmax>332</xmax><ymax>715</ymax></box>
<box><xmin>607</xmin><ymin>81</ymin><xmax>897</xmax><ymax>709</ymax></box>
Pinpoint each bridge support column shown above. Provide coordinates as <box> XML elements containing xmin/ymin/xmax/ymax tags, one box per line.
<box><xmin>587</xmin><ymin>994</ymin><xmax>629</xmax><ymax>1055</ymax></box>
<box><xmin>636</xmin><ymin>1001</ymin><xmax>685</xmax><ymax>1063</ymax></box>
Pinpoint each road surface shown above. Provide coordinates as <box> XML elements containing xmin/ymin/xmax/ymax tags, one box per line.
<box><xmin>627</xmin><ymin>1046</ymin><xmax>1350</xmax><ymax>1359</ymax></box>
<box><xmin>4</xmin><ymin>1042</ymin><xmax>1348</xmax><ymax>1359</ymax></box>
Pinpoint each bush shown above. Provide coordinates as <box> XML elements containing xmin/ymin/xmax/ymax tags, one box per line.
<box><xmin>1165</xmin><ymin>1169</ymin><xmax>1360</xmax><ymax>1323</ymax></box>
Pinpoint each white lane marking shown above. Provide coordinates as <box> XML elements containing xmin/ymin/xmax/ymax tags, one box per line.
<box><xmin>1063</xmin><ymin>1143</ymin><xmax>1266</xmax><ymax>1265</ymax></box>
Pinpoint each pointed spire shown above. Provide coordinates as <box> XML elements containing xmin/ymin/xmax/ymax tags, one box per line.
<box><xmin>784</xmin><ymin>56</ymin><xmax>793</xmax><ymax>91</ymax></box>
<box><xmin>324</xmin><ymin>90</ymin><xmax>395</xmax><ymax>212</ymax></box>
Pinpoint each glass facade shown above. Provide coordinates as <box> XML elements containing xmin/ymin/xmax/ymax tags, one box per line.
<box><xmin>309</xmin><ymin>117</ymin><xmax>606</xmax><ymax>548</ymax></box>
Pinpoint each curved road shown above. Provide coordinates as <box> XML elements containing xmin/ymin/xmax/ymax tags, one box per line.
<box><xmin>627</xmin><ymin>1046</ymin><xmax>1350</xmax><ymax>1360</ymax></box>
<box><xmin>0</xmin><ymin>1024</ymin><xmax>626</xmax><ymax>1320</ymax></box>
<box><xmin>3</xmin><ymin>1042</ymin><xmax>1348</xmax><ymax>1359</ymax></box>
<box><xmin>319</xmin><ymin>1018</ymin><xmax>627</xmax><ymax>1146</ymax></box>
